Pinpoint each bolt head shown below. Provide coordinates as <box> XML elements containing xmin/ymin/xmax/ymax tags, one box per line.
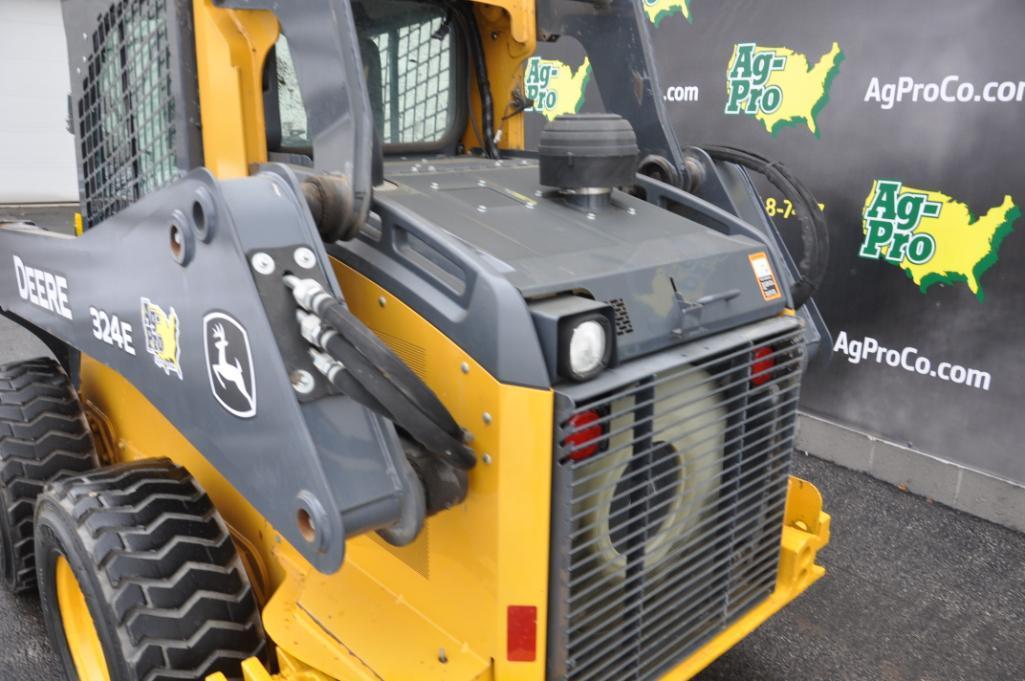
<box><xmin>482</xmin><ymin>411</ymin><xmax>492</xmax><ymax>425</ymax></box>
<box><xmin>460</xmin><ymin>362</ymin><xmax>470</xmax><ymax>374</ymax></box>
<box><xmin>291</xmin><ymin>369</ymin><xmax>315</xmax><ymax>394</ymax></box>
<box><xmin>251</xmin><ymin>252</ymin><xmax>275</xmax><ymax>275</ymax></box>
<box><xmin>293</xmin><ymin>247</ymin><xmax>316</xmax><ymax>269</ymax></box>
<box><xmin>482</xmin><ymin>453</ymin><xmax>493</xmax><ymax>464</ymax></box>
<box><xmin>378</xmin><ymin>296</ymin><xmax>387</xmax><ymax>307</ymax></box>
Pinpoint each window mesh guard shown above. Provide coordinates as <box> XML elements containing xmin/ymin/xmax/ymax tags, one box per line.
<box><xmin>371</xmin><ymin>16</ymin><xmax>453</xmax><ymax>145</ymax></box>
<box><xmin>68</xmin><ymin>0</ymin><xmax>200</xmax><ymax>228</ymax></box>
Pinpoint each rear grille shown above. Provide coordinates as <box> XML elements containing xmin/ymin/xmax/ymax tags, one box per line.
<box><xmin>549</xmin><ymin>323</ymin><xmax>804</xmax><ymax>680</ymax></box>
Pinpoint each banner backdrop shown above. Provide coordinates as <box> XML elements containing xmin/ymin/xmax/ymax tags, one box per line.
<box><xmin>525</xmin><ymin>0</ymin><xmax>1025</xmax><ymax>484</ymax></box>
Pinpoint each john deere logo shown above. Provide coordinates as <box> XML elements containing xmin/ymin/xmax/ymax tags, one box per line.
<box><xmin>525</xmin><ymin>56</ymin><xmax>591</xmax><ymax>121</ymax></box>
<box><xmin>725</xmin><ymin>42</ymin><xmax>844</xmax><ymax>137</ymax></box>
<box><xmin>203</xmin><ymin>312</ymin><xmax>256</xmax><ymax>418</ymax></box>
<box><xmin>859</xmin><ymin>180</ymin><xmax>1020</xmax><ymax>301</ymax></box>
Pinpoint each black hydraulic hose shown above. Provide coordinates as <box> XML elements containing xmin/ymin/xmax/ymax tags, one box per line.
<box><xmin>320</xmin><ymin>330</ymin><xmax>475</xmax><ymax>470</ymax></box>
<box><xmin>307</xmin><ymin>294</ymin><xmax>477</xmax><ymax>470</ymax></box>
<box><xmin>702</xmin><ymin>145</ymin><xmax>829</xmax><ymax>309</ymax></box>
<box><xmin>447</xmin><ymin>1</ymin><xmax>499</xmax><ymax>159</ymax></box>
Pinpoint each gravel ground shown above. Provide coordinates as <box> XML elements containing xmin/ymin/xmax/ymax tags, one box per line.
<box><xmin>1</xmin><ymin>207</ymin><xmax>1023</xmax><ymax>680</ymax></box>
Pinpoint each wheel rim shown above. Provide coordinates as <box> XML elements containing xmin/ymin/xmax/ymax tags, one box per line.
<box><xmin>55</xmin><ymin>555</ymin><xmax>111</xmax><ymax>681</ymax></box>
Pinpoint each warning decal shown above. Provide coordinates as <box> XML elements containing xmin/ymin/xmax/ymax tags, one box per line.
<box><xmin>749</xmin><ymin>252</ymin><xmax>782</xmax><ymax>301</ymax></box>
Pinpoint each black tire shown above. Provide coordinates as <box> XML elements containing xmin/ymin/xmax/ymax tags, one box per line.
<box><xmin>0</xmin><ymin>357</ymin><xmax>97</xmax><ymax>593</ymax></box>
<box><xmin>35</xmin><ymin>459</ymin><xmax>267</xmax><ymax>681</ymax></box>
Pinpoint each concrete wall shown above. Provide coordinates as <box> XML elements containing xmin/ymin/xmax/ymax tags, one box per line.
<box><xmin>0</xmin><ymin>0</ymin><xmax>78</xmax><ymax>203</ymax></box>
<box><xmin>798</xmin><ymin>412</ymin><xmax>1025</xmax><ymax>533</ymax></box>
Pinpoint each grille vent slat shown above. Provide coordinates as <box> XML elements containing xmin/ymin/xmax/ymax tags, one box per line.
<box><xmin>550</xmin><ymin>325</ymin><xmax>804</xmax><ymax>680</ymax></box>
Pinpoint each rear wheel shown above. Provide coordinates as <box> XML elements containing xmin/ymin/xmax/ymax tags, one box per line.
<box><xmin>0</xmin><ymin>357</ymin><xmax>97</xmax><ymax>592</ymax></box>
<box><xmin>35</xmin><ymin>459</ymin><xmax>267</xmax><ymax>681</ymax></box>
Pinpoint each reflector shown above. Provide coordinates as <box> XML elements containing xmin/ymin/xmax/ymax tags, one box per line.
<box><xmin>507</xmin><ymin>605</ymin><xmax>537</xmax><ymax>662</ymax></box>
<box><xmin>751</xmin><ymin>346</ymin><xmax>775</xmax><ymax>386</ymax></box>
<box><xmin>563</xmin><ymin>410</ymin><xmax>604</xmax><ymax>461</ymax></box>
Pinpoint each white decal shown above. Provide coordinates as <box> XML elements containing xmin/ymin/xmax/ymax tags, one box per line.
<box><xmin>12</xmin><ymin>255</ymin><xmax>72</xmax><ymax>320</ymax></box>
<box><xmin>203</xmin><ymin>312</ymin><xmax>256</xmax><ymax>418</ymax></box>
<box><xmin>89</xmin><ymin>306</ymin><xmax>135</xmax><ymax>355</ymax></box>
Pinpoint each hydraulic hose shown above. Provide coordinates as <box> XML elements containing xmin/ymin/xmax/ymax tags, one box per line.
<box><xmin>702</xmin><ymin>145</ymin><xmax>830</xmax><ymax>309</ymax></box>
<box><xmin>288</xmin><ymin>277</ymin><xmax>477</xmax><ymax>470</ymax></box>
<box><xmin>446</xmin><ymin>1</ymin><xmax>499</xmax><ymax>159</ymax></box>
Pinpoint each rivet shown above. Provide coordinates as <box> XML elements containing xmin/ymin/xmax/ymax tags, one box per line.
<box><xmin>438</xmin><ymin>648</ymin><xmax>448</xmax><ymax>664</ymax></box>
<box><xmin>477</xmin><ymin>205</ymin><xmax>488</xmax><ymax>213</ymax></box>
<box><xmin>251</xmin><ymin>252</ymin><xmax>275</xmax><ymax>275</ymax></box>
<box><xmin>427</xmin><ymin>165</ymin><xmax>437</xmax><ymax>172</ymax></box>
<box><xmin>525</xmin><ymin>202</ymin><xmax>535</xmax><ymax>210</ymax></box>
<box><xmin>482</xmin><ymin>453</ymin><xmax>493</xmax><ymax>464</ymax></box>
<box><xmin>477</xmin><ymin>179</ymin><xmax>487</xmax><ymax>187</ymax></box>
<box><xmin>293</xmin><ymin>246</ymin><xmax>316</xmax><ymax>269</ymax></box>
<box><xmin>460</xmin><ymin>362</ymin><xmax>470</xmax><ymax>374</ymax></box>
<box><xmin>429</xmin><ymin>182</ymin><xmax>440</xmax><ymax>190</ymax></box>
<box><xmin>534</xmin><ymin>190</ymin><xmax>543</xmax><ymax>198</ymax></box>
<box><xmin>483</xmin><ymin>411</ymin><xmax>492</xmax><ymax>425</ymax></box>
<box><xmin>378</xmin><ymin>296</ymin><xmax>387</xmax><ymax>307</ymax></box>
<box><xmin>586</xmin><ymin>212</ymin><xmax>597</xmax><ymax>221</ymax></box>
<box><xmin>627</xmin><ymin>207</ymin><xmax>637</xmax><ymax>216</ymax></box>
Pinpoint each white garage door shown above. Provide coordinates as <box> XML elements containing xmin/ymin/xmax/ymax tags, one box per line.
<box><xmin>0</xmin><ymin>0</ymin><xmax>78</xmax><ymax>203</ymax></box>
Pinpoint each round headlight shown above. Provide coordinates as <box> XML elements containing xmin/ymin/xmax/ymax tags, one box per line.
<box><xmin>568</xmin><ymin>320</ymin><xmax>607</xmax><ymax>379</ymax></box>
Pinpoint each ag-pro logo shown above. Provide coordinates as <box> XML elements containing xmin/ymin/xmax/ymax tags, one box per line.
<box><xmin>725</xmin><ymin>42</ymin><xmax>844</xmax><ymax>137</ymax></box>
<box><xmin>525</xmin><ymin>56</ymin><xmax>591</xmax><ymax>121</ymax></box>
<box><xmin>860</xmin><ymin>181</ymin><xmax>941</xmax><ymax>266</ymax></box>
<box><xmin>859</xmin><ymin>180</ymin><xmax>1020</xmax><ymax>301</ymax></box>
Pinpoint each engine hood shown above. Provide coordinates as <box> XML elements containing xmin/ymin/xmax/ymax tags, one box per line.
<box><xmin>371</xmin><ymin>157</ymin><xmax>787</xmax><ymax>364</ymax></box>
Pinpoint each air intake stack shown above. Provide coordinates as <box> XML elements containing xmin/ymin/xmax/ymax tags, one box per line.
<box><xmin>538</xmin><ymin>113</ymin><xmax>639</xmax><ymax>209</ymax></box>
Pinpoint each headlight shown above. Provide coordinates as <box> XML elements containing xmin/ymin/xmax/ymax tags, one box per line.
<box><xmin>569</xmin><ymin>321</ymin><xmax>607</xmax><ymax>377</ymax></box>
<box><xmin>561</xmin><ymin>315</ymin><xmax>612</xmax><ymax>381</ymax></box>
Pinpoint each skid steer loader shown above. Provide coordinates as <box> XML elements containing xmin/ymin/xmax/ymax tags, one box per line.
<box><xmin>0</xmin><ymin>0</ymin><xmax>831</xmax><ymax>679</ymax></box>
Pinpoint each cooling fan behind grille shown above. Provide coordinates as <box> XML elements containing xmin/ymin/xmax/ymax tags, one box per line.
<box><xmin>572</xmin><ymin>367</ymin><xmax>726</xmax><ymax>579</ymax></box>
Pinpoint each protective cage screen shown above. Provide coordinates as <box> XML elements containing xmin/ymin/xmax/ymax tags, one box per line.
<box><xmin>72</xmin><ymin>0</ymin><xmax>199</xmax><ymax>228</ymax></box>
<box><xmin>549</xmin><ymin>326</ymin><xmax>805</xmax><ymax>680</ymax></box>
<box><xmin>366</xmin><ymin>9</ymin><xmax>455</xmax><ymax>145</ymax></box>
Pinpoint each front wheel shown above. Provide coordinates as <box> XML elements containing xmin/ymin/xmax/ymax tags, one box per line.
<box><xmin>34</xmin><ymin>459</ymin><xmax>267</xmax><ymax>681</ymax></box>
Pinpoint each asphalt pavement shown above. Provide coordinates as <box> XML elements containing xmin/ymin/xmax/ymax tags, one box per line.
<box><xmin>1</xmin><ymin>207</ymin><xmax>1023</xmax><ymax>680</ymax></box>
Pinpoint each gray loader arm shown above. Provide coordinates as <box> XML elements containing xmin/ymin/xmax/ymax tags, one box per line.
<box><xmin>0</xmin><ymin>166</ymin><xmax>415</xmax><ymax>573</ymax></box>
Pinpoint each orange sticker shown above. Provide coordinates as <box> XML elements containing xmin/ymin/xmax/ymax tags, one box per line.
<box><xmin>748</xmin><ymin>252</ymin><xmax>782</xmax><ymax>302</ymax></box>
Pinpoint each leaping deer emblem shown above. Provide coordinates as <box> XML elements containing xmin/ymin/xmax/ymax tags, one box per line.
<box><xmin>210</xmin><ymin>324</ymin><xmax>253</xmax><ymax>407</ymax></box>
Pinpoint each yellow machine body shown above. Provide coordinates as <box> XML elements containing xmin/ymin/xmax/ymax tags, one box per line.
<box><xmin>71</xmin><ymin>1</ymin><xmax>830</xmax><ymax>679</ymax></box>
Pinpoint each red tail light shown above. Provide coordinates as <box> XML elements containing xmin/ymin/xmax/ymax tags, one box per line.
<box><xmin>507</xmin><ymin>605</ymin><xmax>537</xmax><ymax>662</ymax></box>
<box><xmin>751</xmin><ymin>346</ymin><xmax>775</xmax><ymax>386</ymax></box>
<box><xmin>563</xmin><ymin>410</ymin><xmax>604</xmax><ymax>461</ymax></box>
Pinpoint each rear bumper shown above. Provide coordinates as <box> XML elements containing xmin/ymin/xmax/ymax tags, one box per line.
<box><xmin>211</xmin><ymin>475</ymin><xmax>829</xmax><ymax>681</ymax></box>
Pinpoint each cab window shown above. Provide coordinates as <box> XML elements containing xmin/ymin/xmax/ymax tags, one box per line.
<box><xmin>268</xmin><ymin>0</ymin><xmax>459</xmax><ymax>152</ymax></box>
